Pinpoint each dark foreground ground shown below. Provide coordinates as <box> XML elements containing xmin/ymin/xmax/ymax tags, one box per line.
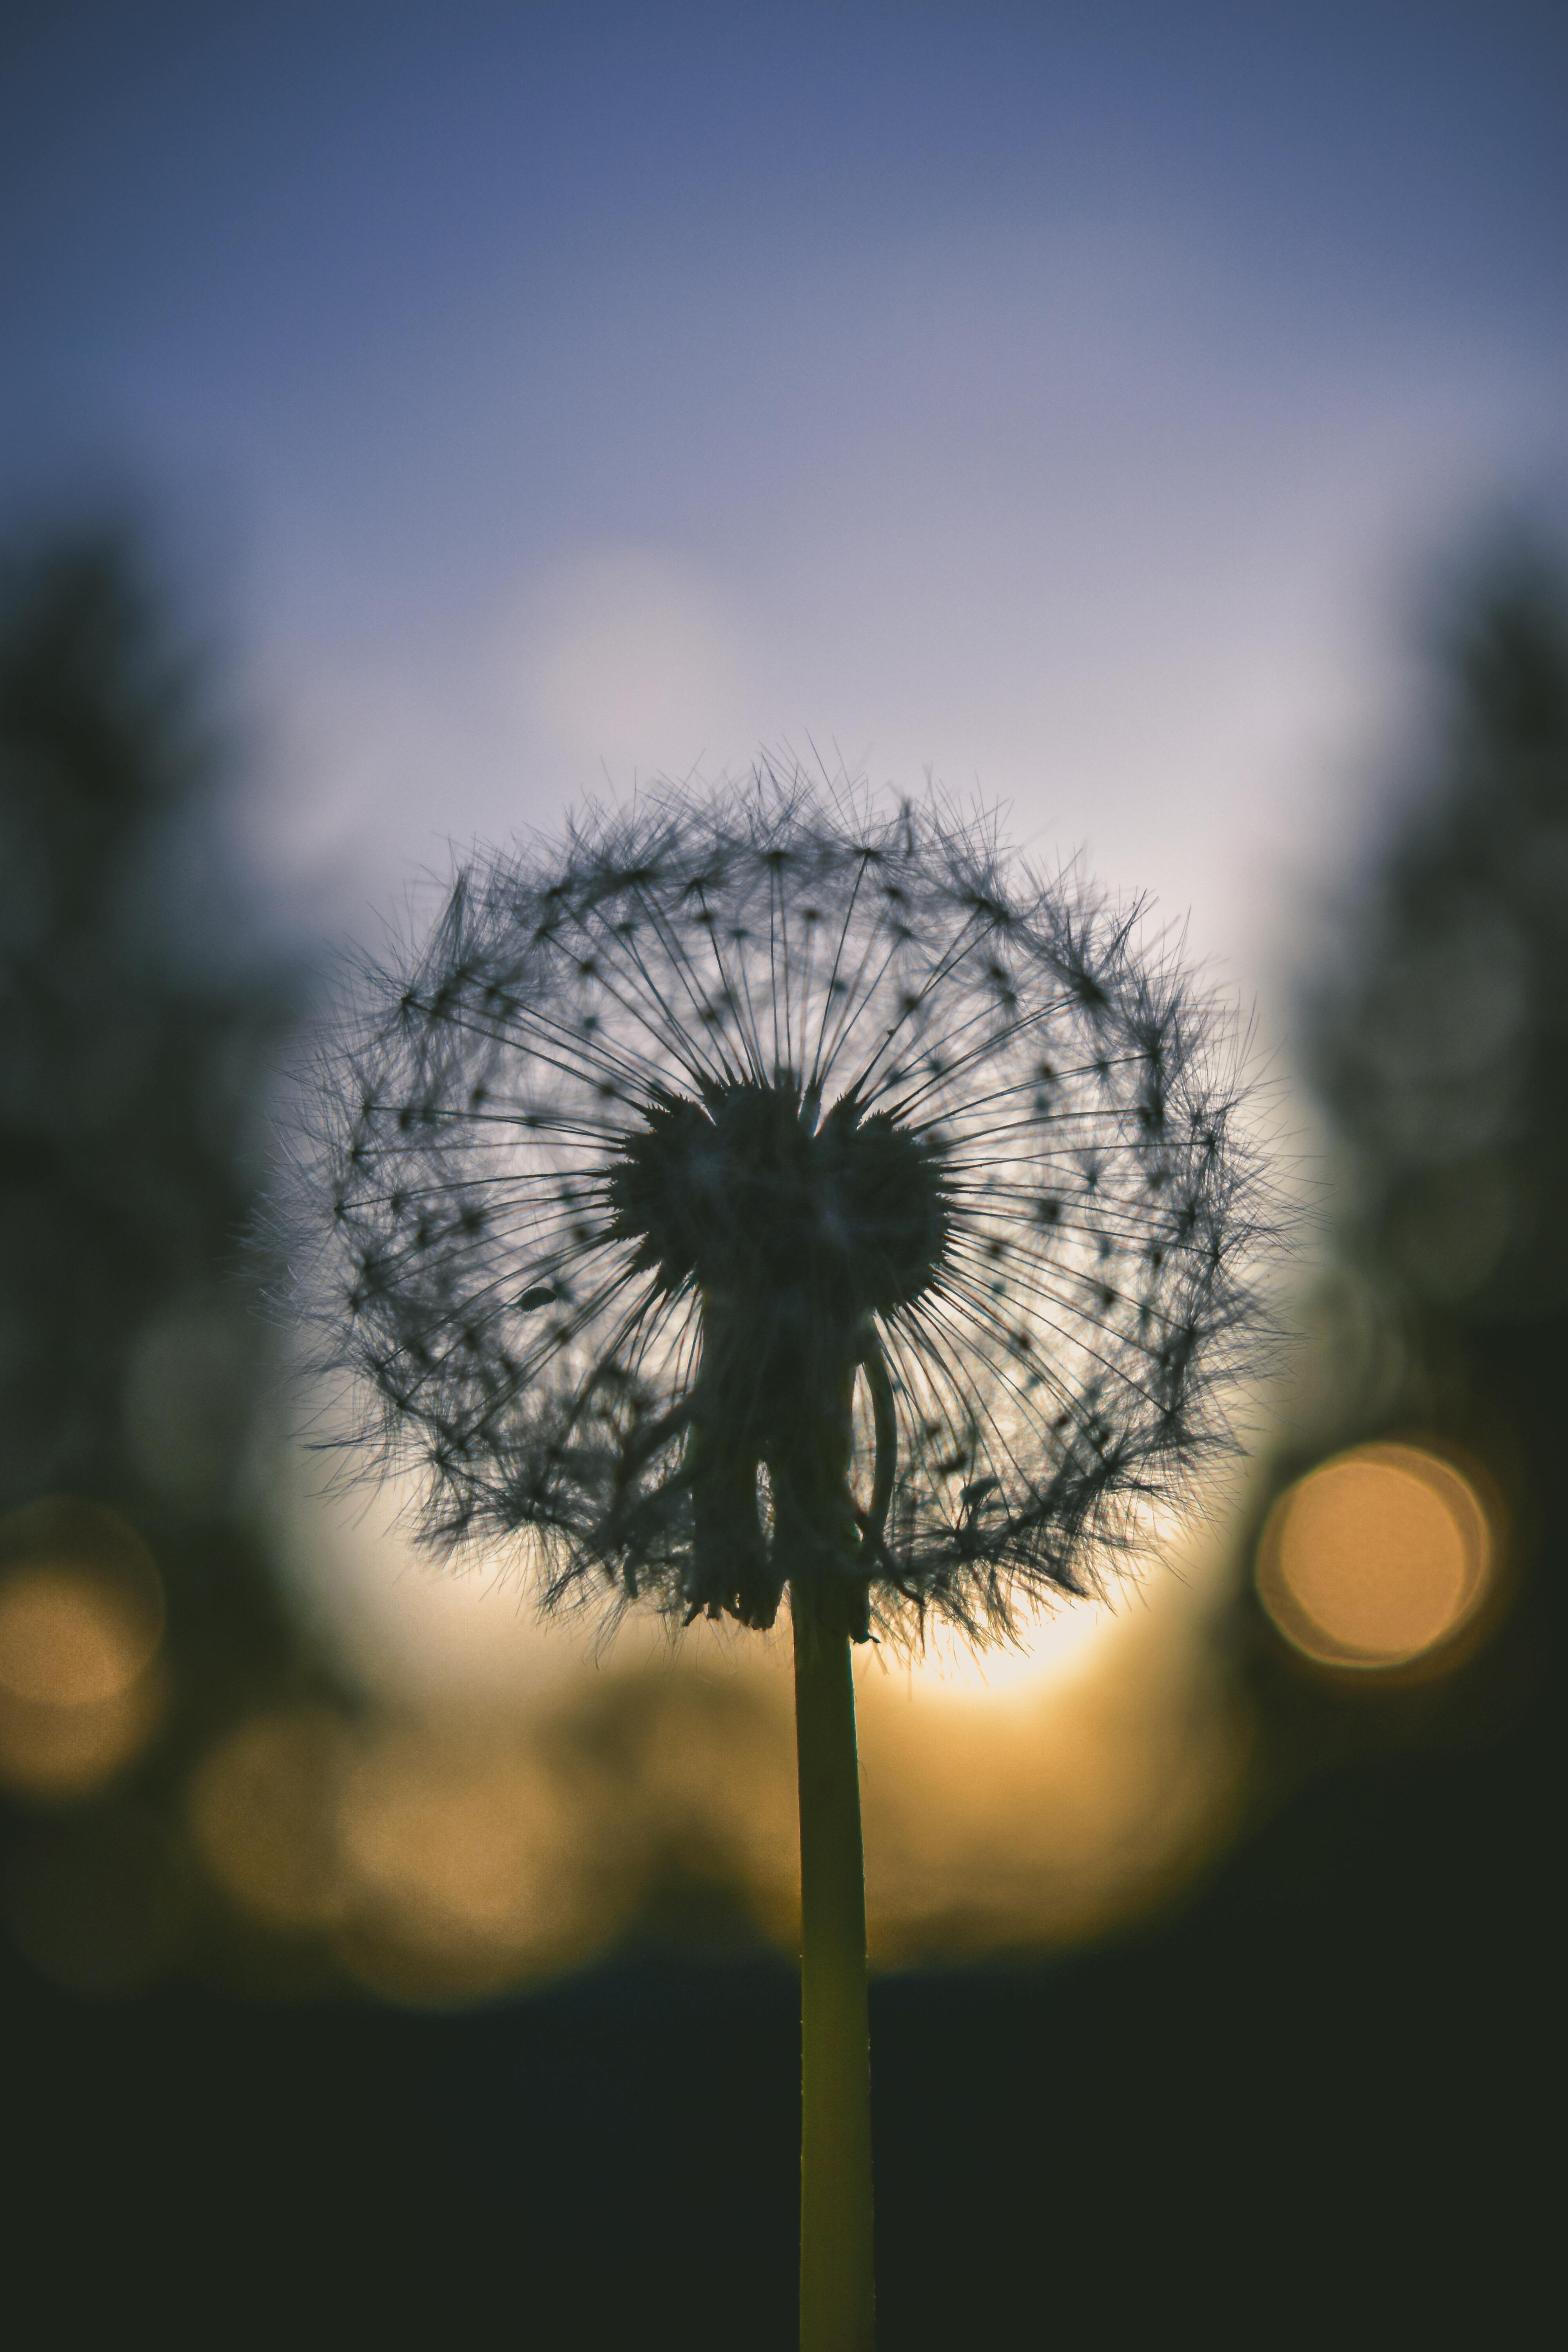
<box><xmin>6</xmin><ymin>1705</ymin><xmax>1551</xmax><ymax>2352</ymax></box>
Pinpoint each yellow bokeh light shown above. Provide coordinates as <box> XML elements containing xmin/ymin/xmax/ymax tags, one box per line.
<box><xmin>183</xmin><ymin>1613</ymin><xmax>1248</xmax><ymax>1995</ymax></box>
<box><xmin>1257</xmin><ymin>1443</ymin><xmax>1494</xmax><ymax>1670</ymax></box>
<box><xmin>856</xmin><ymin>1615</ymin><xmax>1243</xmax><ymax>1959</ymax></box>
<box><xmin>267</xmin><ymin>1464</ymin><xmax>1254</xmax><ymax>1988</ymax></box>
<box><xmin>0</xmin><ymin>1673</ymin><xmax>166</xmax><ymax>1798</ymax></box>
<box><xmin>187</xmin><ymin>1708</ymin><xmax>354</xmax><ymax>1931</ymax></box>
<box><xmin>333</xmin><ymin>1721</ymin><xmax>625</xmax><ymax>2000</ymax></box>
<box><xmin>0</xmin><ymin>1501</ymin><xmax>167</xmax><ymax>1797</ymax></box>
<box><xmin>0</xmin><ymin>1568</ymin><xmax>159</xmax><ymax>1707</ymax></box>
<box><xmin>187</xmin><ymin>1702</ymin><xmax>636</xmax><ymax>1999</ymax></box>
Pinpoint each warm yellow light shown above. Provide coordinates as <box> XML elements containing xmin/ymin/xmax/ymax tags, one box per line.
<box><xmin>0</xmin><ymin>1502</ymin><xmax>167</xmax><ymax>1796</ymax></box>
<box><xmin>0</xmin><ymin>1568</ymin><xmax>158</xmax><ymax>1706</ymax></box>
<box><xmin>187</xmin><ymin>1709</ymin><xmax>354</xmax><ymax>1931</ymax></box>
<box><xmin>1258</xmin><ymin>1443</ymin><xmax>1493</xmax><ymax>1669</ymax></box>
<box><xmin>0</xmin><ymin>1674</ymin><xmax>165</xmax><ymax>1797</ymax></box>
<box><xmin>189</xmin><ymin>1702</ymin><xmax>638</xmax><ymax>1998</ymax></box>
<box><xmin>332</xmin><ymin>1722</ymin><xmax>619</xmax><ymax>1999</ymax></box>
<box><xmin>283</xmin><ymin>1466</ymin><xmax>1252</xmax><ymax>1982</ymax></box>
<box><xmin>855</xmin><ymin>1604</ymin><xmax>1242</xmax><ymax>1959</ymax></box>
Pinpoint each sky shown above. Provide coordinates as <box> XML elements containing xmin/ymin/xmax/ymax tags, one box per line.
<box><xmin>3</xmin><ymin>0</ymin><xmax>1564</xmax><ymax>997</ymax></box>
<box><xmin>3</xmin><ymin>0</ymin><xmax>1562</xmax><ymax>1727</ymax></box>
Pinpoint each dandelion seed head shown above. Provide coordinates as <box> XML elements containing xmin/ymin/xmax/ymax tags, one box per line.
<box><xmin>288</xmin><ymin>768</ymin><xmax>1272</xmax><ymax>1646</ymax></box>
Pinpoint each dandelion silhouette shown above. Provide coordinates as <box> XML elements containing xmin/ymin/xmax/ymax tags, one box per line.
<box><xmin>294</xmin><ymin>770</ymin><xmax>1266</xmax><ymax>2350</ymax></box>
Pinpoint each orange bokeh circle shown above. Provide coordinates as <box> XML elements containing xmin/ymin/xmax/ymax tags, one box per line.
<box><xmin>1257</xmin><ymin>1443</ymin><xmax>1495</xmax><ymax>1670</ymax></box>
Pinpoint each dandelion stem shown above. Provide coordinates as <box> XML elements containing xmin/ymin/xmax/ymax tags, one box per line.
<box><xmin>792</xmin><ymin>1572</ymin><xmax>875</xmax><ymax>2352</ymax></box>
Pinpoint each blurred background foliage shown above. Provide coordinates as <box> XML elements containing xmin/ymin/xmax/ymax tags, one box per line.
<box><xmin>1243</xmin><ymin>545</ymin><xmax>1566</xmax><ymax>1784</ymax></box>
<box><xmin>1314</xmin><ymin>552</ymin><xmax>1568</xmax><ymax>1344</ymax></box>
<box><xmin>0</xmin><ymin>531</ymin><xmax>317</xmax><ymax>1993</ymax></box>
<box><xmin>1</xmin><ymin>516</ymin><xmax>1561</xmax><ymax>2340</ymax></box>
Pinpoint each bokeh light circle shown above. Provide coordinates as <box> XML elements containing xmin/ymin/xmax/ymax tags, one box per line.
<box><xmin>187</xmin><ymin>1709</ymin><xmax>354</xmax><ymax>1932</ymax></box>
<box><xmin>1257</xmin><ymin>1443</ymin><xmax>1494</xmax><ymax>1670</ymax></box>
<box><xmin>0</xmin><ymin>1501</ymin><xmax>167</xmax><ymax>1795</ymax></box>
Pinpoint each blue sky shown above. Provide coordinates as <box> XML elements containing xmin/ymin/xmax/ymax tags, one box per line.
<box><xmin>4</xmin><ymin>1</ymin><xmax>1564</xmax><ymax>987</ymax></box>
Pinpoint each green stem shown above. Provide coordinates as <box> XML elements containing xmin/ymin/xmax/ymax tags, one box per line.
<box><xmin>791</xmin><ymin>1573</ymin><xmax>875</xmax><ymax>2352</ymax></box>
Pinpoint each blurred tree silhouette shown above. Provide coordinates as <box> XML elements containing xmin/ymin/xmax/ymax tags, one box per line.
<box><xmin>0</xmin><ymin>527</ymin><xmax>308</xmax><ymax>1985</ymax></box>
<box><xmin>1310</xmin><ymin>544</ymin><xmax>1568</xmax><ymax>1379</ymax></box>
<box><xmin>1259</xmin><ymin>540</ymin><xmax>1568</xmax><ymax>1749</ymax></box>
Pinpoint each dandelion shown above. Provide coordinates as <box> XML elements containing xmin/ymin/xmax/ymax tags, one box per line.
<box><xmin>291</xmin><ymin>768</ymin><xmax>1269</xmax><ymax>2350</ymax></box>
